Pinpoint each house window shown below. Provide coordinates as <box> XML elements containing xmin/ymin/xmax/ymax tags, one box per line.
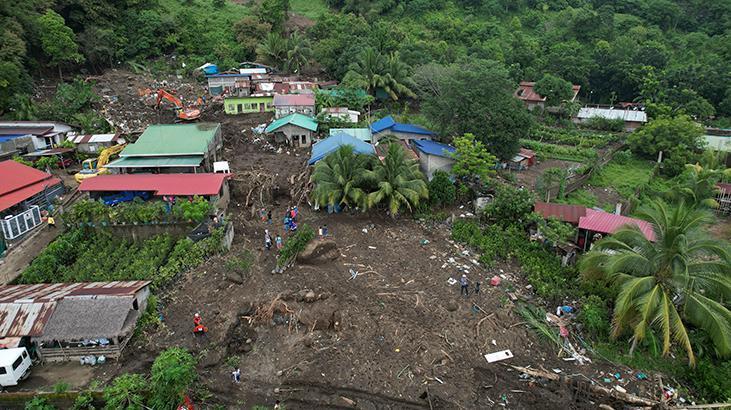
<box><xmin>237</xmin><ymin>104</ymin><xmax>243</xmax><ymax>113</ymax></box>
<box><xmin>228</xmin><ymin>104</ymin><xmax>234</xmax><ymax>112</ymax></box>
<box><xmin>133</xmin><ymin>299</ymin><xmax>139</xmax><ymax>310</ymax></box>
<box><xmin>300</xmin><ymin>135</ymin><xmax>307</xmax><ymax>145</ymax></box>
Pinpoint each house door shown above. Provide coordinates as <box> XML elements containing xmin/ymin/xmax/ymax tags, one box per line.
<box><xmin>300</xmin><ymin>135</ymin><xmax>308</xmax><ymax>146</ymax></box>
<box><xmin>259</xmin><ymin>103</ymin><xmax>264</xmax><ymax>112</ymax></box>
<box><xmin>237</xmin><ymin>104</ymin><xmax>243</xmax><ymax>113</ymax></box>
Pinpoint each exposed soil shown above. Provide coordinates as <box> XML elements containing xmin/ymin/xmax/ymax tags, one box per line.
<box><xmin>21</xmin><ymin>69</ymin><xmax>670</xmax><ymax>408</ymax></box>
<box><xmin>513</xmin><ymin>159</ymin><xmax>583</xmax><ymax>191</ymax></box>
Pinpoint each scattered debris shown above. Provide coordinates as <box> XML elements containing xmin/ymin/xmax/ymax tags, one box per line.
<box><xmin>484</xmin><ymin>350</ymin><xmax>514</xmax><ymax>363</ymax></box>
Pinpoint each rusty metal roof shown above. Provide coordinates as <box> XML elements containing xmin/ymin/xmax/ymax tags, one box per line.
<box><xmin>0</xmin><ymin>281</ymin><xmax>150</xmax><ymax>338</ymax></box>
<box><xmin>534</xmin><ymin>202</ymin><xmax>587</xmax><ymax>224</ymax></box>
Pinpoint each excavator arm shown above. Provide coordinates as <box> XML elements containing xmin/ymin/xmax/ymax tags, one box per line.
<box><xmin>155</xmin><ymin>89</ymin><xmax>201</xmax><ymax>121</ymax></box>
<box><xmin>97</xmin><ymin>144</ymin><xmax>127</xmax><ymax>168</ymax></box>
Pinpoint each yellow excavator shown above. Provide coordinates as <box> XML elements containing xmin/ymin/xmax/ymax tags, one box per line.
<box><xmin>74</xmin><ymin>144</ymin><xmax>127</xmax><ymax>183</ymax></box>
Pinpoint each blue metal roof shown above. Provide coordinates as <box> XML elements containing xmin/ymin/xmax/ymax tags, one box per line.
<box><xmin>413</xmin><ymin>140</ymin><xmax>456</xmax><ymax>158</ymax></box>
<box><xmin>370</xmin><ymin>116</ymin><xmax>435</xmax><ymax>136</ymax></box>
<box><xmin>309</xmin><ymin>132</ymin><xmax>376</xmax><ymax>165</ymax></box>
<box><xmin>205</xmin><ymin>73</ymin><xmax>250</xmax><ymax>78</ymax></box>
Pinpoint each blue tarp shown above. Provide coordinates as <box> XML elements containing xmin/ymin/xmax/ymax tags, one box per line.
<box><xmin>413</xmin><ymin>140</ymin><xmax>456</xmax><ymax>158</ymax></box>
<box><xmin>309</xmin><ymin>132</ymin><xmax>376</xmax><ymax>165</ymax></box>
<box><xmin>370</xmin><ymin>116</ymin><xmax>435</xmax><ymax>136</ymax></box>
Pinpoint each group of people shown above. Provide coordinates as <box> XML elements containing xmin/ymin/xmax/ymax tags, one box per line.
<box><xmin>459</xmin><ymin>274</ymin><xmax>481</xmax><ymax>297</ymax></box>
<box><xmin>264</xmin><ymin>229</ymin><xmax>283</xmax><ymax>251</ymax></box>
<box><xmin>262</xmin><ymin>206</ymin><xmax>301</xmax><ymax>252</ymax></box>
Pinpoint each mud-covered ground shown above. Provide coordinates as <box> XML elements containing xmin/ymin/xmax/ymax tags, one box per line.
<box><xmin>24</xmin><ymin>70</ymin><xmax>672</xmax><ymax>409</ymax></box>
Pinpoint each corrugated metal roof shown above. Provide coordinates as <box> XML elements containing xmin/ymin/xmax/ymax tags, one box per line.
<box><xmin>412</xmin><ymin>140</ymin><xmax>456</xmax><ymax>158</ymax></box>
<box><xmin>534</xmin><ymin>202</ymin><xmax>587</xmax><ymax>224</ymax></box>
<box><xmin>67</xmin><ymin>133</ymin><xmax>120</xmax><ymax>144</ymax></box>
<box><xmin>703</xmin><ymin>134</ymin><xmax>731</xmax><ymax>152</ymax></box>
<box><xmin>0</xmin><ymin>126</ymin><xmax>53</xmax><ymax>136</ymax></box>
<box><xmin>0</xmin><ymin>161</ymin><xmax>62</xmax><ymax>212</ymax></box>
<box><xmin>371</xmin><ymin>116</ymin><xmax>435</xmax><ymax>136</ymax></box>
<box><xmin>266</xmin><ymin>114</ymin><xmax>318</xmax><ymax>133</ymax></box>
<box><xmin>273</xmin><ymin>94</ymin><xmax>315</xmax><ymax>107</ymax></box>
<box><xmin>0</xmin><ymin>281</ymin><xmax>151</xmax><ymax>338</ymax></box>
<box><xmin>577</xmin><ymin>107</ymin><xmax>647</xmax><ymax>123</ymax></box>
<box><xmin>309</xmin><ymin>133</ymin><xmax>375</xmax><ymax>165</ymax></box>
<box><xmin>105</xmin><ymin>156</ymin><xmax>203</xmax><ymax>168</ymax></box>
<box><xmin>329</xmin><ymin>128</ymin><xmax>371</xmax><ymax>142</ymax></box>
<box><xmin>121</xmin><ymin>123</ymin><xmax>219</xmax><ymax>157</ymax></box>
<box><xmin>79</xmin><ymin>173</ymin><xmax>228</xmax><ymax>196</ymax></box>
<box><xmin>578</xmin><ymin>209</ymin><xmax>655</xmax><ymax>241</ymax></box>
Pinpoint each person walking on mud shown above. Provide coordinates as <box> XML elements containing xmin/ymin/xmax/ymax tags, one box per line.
<box><xmin>267</xmin><ymin>209</ymin><xmax>272</xmax><ymax>224</ymax></box>
<box><xmin>275</xmin><ymin>234</ymin><xmax>283</xmax><ymax>251</ymax></box>
<box><xmin>460</xmin><ymin>274</ymin><xmax>469</xmax><ymax>297</ymax></box>
<box><xmin>474</xmin><ymin>280</ymin><xmax>481</xmax><ymax>295</ymax></box>
<box><xmin>264</xmin><ymin>229</ymin><xmax>272</xmax><ymax>250</ymax></box>
<box><xmin>232</xmin><ymin>368</ymin><xmax>241</xmax><ymax>383</ymax></box>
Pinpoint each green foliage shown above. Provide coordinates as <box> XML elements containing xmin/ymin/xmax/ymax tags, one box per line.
<box><xmin>224</xmin><ymin>355</ymin><xmax>241</xmax><ymax>369</ymax></box>
<box><xmin>103</xmin><ymin>373</ymin><xmax>148</xmax><ymax>410</ymax></box>
<box><xmin>276</xmin><ymin>224</ymin><xmax>315</xmax><ymax>268</ymax></box>
<box><xmin>536</xmin><ymin>167</ymin><xmax>567</xmax><ymax>202</ymax></box>
<box><xmin>520</xmin><ymin>140</ymin><xmax>598</xmax><ymax>162</ymax></box>
<box><xmin>25</xmin><ymin>397</ymin><xmax>55</xmax><ymax>410</ymax></box>
<box><xmin>537</xmin><ymin>216</ymin><xmax>576</xmax><ymax>245</ymax></box>
<box><xmin>579</xmin><ymin>200</ymin><xmax>731</xmax><ymax>365</ymax></box>
<box><xmin>65</xmin><ymin>197</ymin><xmax>210</xmax><ymax>226</ymax></box>
<box><xmin>534</xmin><ymin>73</ymin><xmax>574</xmax><ymax>107</ymax></box>
<box><xmin>628</xmin><ymin>115</ymin><xmax>705</xmax><ymax>177</ymax></box>
<box><xmin>257</xmin><ymin>0</ymin><xmax>289</xmax><ymax>32</ymax></box>
<box><xmin>416</xmin><ymin>60</ymin><xmax>534</xmax><ymax>160</ymax></box>
<box><xmin>344</xmin><ymin>48</ymin><xmax>415</xmax><ymax>101</ymax></box>
<box><xmin>588</xmin><ymin>157</ymin><xmax>656</xmax><ymax>199</ymax></box>
<box><xmin>150</xmin><ymin>347</ymin><xmax>197</xmax><ymax>410</ymax></box>
<box><xmin>366</xmin><ymin>143</ymin><xmax>429</xmax><ymax>216</ymax></box>
<box><xmin>481</xmin><ymin>184</ymin><xmax>535</xmax><ymax>227</ymax></box>
<box><xmin>428</xmin><ymin>171</ymin><xmax>456</xmax><ymax>208</ymax></box>
<box><xmin>527</xmin><ymin>126</ymin><xmax>621</xmax><ymax>149</ymax></box>
<box><xmin>518</xmin><ymin>304</ymin><xmax>562</xmax><ymax>347</ymax></box>
<box><xmin>13</xmin><ymin>155</ymin><xmax>33</xmax><ymax>167</ymax></box>
<box><xmin>34</xmin><ymin>156</ymin><xmax>58</xmax><ymax>170</ymax></box>
<box><xmin>311</xmin><ymin>145</ymin><xmax>371</xmax><ymax>210</ymax></box>
<box><xmin>612</xmin><ymin>150</ymin><xmax>632</xmax><ymax>164</ymax></box>
<box><xmin>37</xmin><ymin>10</ymin><xmax>83</xmax><ymax>74</ymax></box>
<box><xmin>451</xmin><ymin>133</ymin><xmax>497</xmax><ymax>183</ymax></box>
<box><xmin>583</xmin><ymin>117</ymin><xmax>626</xmax><ymax>132</ymax></box>
<box><xmin>225</xmin><ymin>249</ymin><xmax>254</xmax><ymax>274</ymax></box>
<box><xmin>53</xmin><ymin>382</ymin><xmax>70</xmax><ymax>393</ymax></box>
<box><xmin>685</xmin><ymin>359</ymin><xmax>731</xmax><ymax>402</ymax></box>
<box><xmin>134</xmin><ymin>295</ymin><xmax>160</xmax><ymax>338</ymax></box>
<box><xmin>578</xmin><ymin>295</ymin><xmax>609</xmax><ymax>338</ymax></box>
<box><xmin>175</xmin><ymin>196</ymin><xmax>212</xmax><ymax>222</ymax></box>
<box><xmin>71</xmin><ymin>390</ymin><xmax>95</xmax><ymax>410</ymax></box>
<box><xmin>559</xmin><ymin>189</ymin><xmax>598</xmax><ymax>208</ymax></box>
<box><xmin>256</xmin><ymin>32</ymin><xmax>312</xmax><ymax>74</ymax></box>
<box><xmin>315</xmin><ymin>87</ymin><xmax>373</xmax><ymax>112</ymax></box>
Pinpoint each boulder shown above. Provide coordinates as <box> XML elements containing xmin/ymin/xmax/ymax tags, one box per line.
<box><xmin>297</xmin><ymin>239</ymin><xmax>339</xmax><ymax>264</ymax></box>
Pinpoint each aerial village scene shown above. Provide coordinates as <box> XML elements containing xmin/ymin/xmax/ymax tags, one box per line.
<box><xmin>0</xmin><ymin>1</ymin><xmax>730</xmax><ymax>409</ymax></box>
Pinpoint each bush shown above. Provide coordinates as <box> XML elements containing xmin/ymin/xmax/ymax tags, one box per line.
<box><xmin>103</xmin><ymin>373</ymin><xmax>148</xmax><ymax>410</ymax></box>
<box><xmin>686</xmin><ymin>359</ymin><xmax>731</xmax><ymax>402</ymax></box>
<box><xmin>25</xmin><ymin>397</ymin><xmax>55</xmax><ymax>410</ymax></box>
<box><xmin>150</xmin><ymin>348</ymin><xmax>197</xmax><ymax>410</ymax></box>
<box><xmin>277</xmin><ymin>224</ymin><xmax>315</xmax><ymax>268</ymax></box>
<box><xmin>583</xmin><ymin>117</ymin><xmax>625</xmax><ymax>132</ymax></box>
<box><xmin>71</xmin><ymin>390</ymin><xmax>95</xmax><ymax>410</ymax></box>
<box><xmin>428</xmin><ymin>171</ymin><xmax>456</xmax><ymax>207</ymax></box>
<box><xmin>578</xmin><ymin>295</ymin><xmax>609</xmax><ymax>338</ymax></box>
<box><xmin>481</xmin><ymin>184</ymin><xmax>535</xmax><ymax>227</ymax></box>
<box><xmin>612</xmin><ymin>149</ymin><xmax>632</xmax><ymax>164</ymax></box>
<box><xmin>225</xmin><ymin>249</ymin><xmax>253</xmax><ymax>274</ymax></box>
<box><xmin>520</xmin><ymin>139</ymin><xmax>598</xmax><ymax>162</ymax></box>
<box><xmin>53</xmin><ymin>382</ymin><xmax>70</xmax><ymax>393</ymax></box>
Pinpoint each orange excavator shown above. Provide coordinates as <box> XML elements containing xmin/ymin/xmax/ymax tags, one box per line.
<box><xmin>155</xmin><ymin>89</ymin><xmax>202</xmax><ymax>121</ymax></box>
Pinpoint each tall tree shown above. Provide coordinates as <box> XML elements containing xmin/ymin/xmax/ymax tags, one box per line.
<box><xmin>366</xmin><ymin>143</ymin><xmax>428</xmax><ymax>217</ymax></box>
<box><xmin>285</xmin><ymin>31</ymin><xmax>312</xmax><ymax>74</ymax></box>
<box><xmin>534</xmin><ymin>73</ymin><xmax>574</xmax><ymax>107</ymax></box>
<box><xmin>628</xmin><ymin>115</ymin><xmax>704</xmax><ymax>177</ymax></box>
<box><xmin>417</xmin><ymin>59</ymin><xmax>534</xmax><ymax>160</ymax></box>
<box><xmin>311</xmin><ymin>145</ymin><xmax>371</xmax><ymax>210</ymax></box>
<box><xmin>149</xmin><ymin>347</ymin><xmax>197</xmax><ymax>409</ymax></box>
<box><xmin>37</xmin><ymin>10</ymin><xmax>83</xmax><ymax>79</ymax></box>
<box><xmin>580</xmin><ymin>200</ymin><xmax>731</xmax><ymax>365</ymax></box>
<box><xmin>257</xmin><ymin>0</ymin><xmax>289</xmax><ymax>32</ymax></box>
<box><xmin>451</xmin><ymin>133</ymin><xmax>496</xmax><ymax>183</ymax></box>
<box><xmin>345</xmin><ymin>48</ymin><xmax>415</xmax><ymax>101</ymax></box>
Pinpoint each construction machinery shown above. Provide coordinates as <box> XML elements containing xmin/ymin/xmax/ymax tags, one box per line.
<box><xmin>74</xmin><ymin>144</ymin><xmax>126</xmax><ymax>183</ymax></box>
<box><xmin>155</xmin><ymin>89</ymin><xmax>202</xmax><ymax>122</ymax></box>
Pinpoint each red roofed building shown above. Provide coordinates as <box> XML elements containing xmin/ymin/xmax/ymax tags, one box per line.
<box><xmin>514</xmin><ymin>81</ymin><xmax>581</xmax><ymax>110</ymax></box>
<box><xmin>0</xmin><ymin>160</ymin><xmax>65</xmax><ymax>241</ymax></box>
<box><xmin>578</xmin><ymin>209</ymin><xmax>655</xmax><ymax>251</ymax></box>
<box><xmin>273</xmin><ymin>94</ymin><xmax>316</xmax><ymax>119</ymax></box>
<box><xmin>534</xmin><ymin>202</ymin><xmax>587</xmax><ymax>224</ymax></box>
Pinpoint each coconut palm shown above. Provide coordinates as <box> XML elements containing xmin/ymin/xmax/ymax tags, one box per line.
<box><xmin>311</xmin><ymin>145</ymin><xmax>371</xmax><ymax>210</ymax></box>
<box><xmin>579</xmin><ymin>199</ymin><xmax>731</xmax><ymax>366</ymax></box>
<box><xmin>285</xmin><ymin>31</ymin><xmax>312</xmax><ymax>74</ymax></box>
<box><xmin>349</xmin><ymin>48</ymin><xmax>415</xmax><ymax>101</ymax></box>
<box><xmin>256</xmin><ymin>33</ymin><xmax>288</xmax><ymax>69</ymax></box>
<box><xmin>365</xmin><ymin>143</ymin><xmax>428</xmax><ymax>216</ymax></box>
<box><xmin>668</xmin><ymin>163</ymin><xmax>731</xmax><ymax>209</ymax></box>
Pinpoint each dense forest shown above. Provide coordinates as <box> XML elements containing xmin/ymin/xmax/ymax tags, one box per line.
<box><xmin>1</xmin><ymin>0</ymin><xmax>730</xmax><ymax>125</ymax></box>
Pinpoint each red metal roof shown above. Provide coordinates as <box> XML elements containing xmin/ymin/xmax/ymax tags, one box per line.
<box><xmin>579</xmin><ymin>209</ymin><xmax>656</xmax><ymax>241</ymax></box>
<box><xmin>717</xmin><ymin>182</ymin><xmax>731</xmax><ymax>193</ymax></box>
<box><xmin>515</xmin><ymin>81</ymin><xmax>581</xmax><ymax>103</ymax></box>
<box><xmin>0</xmin><ymin>281</ymin><xmax>150</xmax><ymax>338</ymax></box>
<box><xmin>273</xmin><ymin>94</ymin><xmax>315</xmax><ymax>107</ymax></box>
<box><xmin>0</xmin><ymin>160</ymin><xmax>63</xmax><ymax>212</ymax></box>
<box><xmin>78</xmin><ymin>173</ymin><xmax>229</xmax><ymax>196</ymax></box>
<box><xmin>0</xmin><ymin>126</ymin><xmax>53</xmax><ymax>136</ymax></box>
<box><xmin>519</xmin><ymin>148</ymin><xmax>536</xmax><ymax>158</ymax></box>
<box><xmin>534</xmin><ymin>202</ymin><xmax>587</xmax><ymax>224</ymax></box>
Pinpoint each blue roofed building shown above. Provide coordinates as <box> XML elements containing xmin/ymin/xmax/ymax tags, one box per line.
<box><xmin>309</xmin><ymin>132</ymin><xmax>376</xmax><ymax>165</ymax></box>
<box><xmin>412</xmin><ymin>139</ymin><xmax>456</xmax><ymax>180</ymax></box>
<box><xmin>370</xmin><ymin>116</ymin><xmax>435</xmax><ymax>143</ymax></box>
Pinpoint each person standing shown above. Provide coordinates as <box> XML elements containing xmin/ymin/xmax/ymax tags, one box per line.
<box><xmin>47</xmin><ymin>215</ymin><xmax>56</xmax><ymax>229</ymax></box>
<box><xmin>322</xmin><ymin>224</ymin><xmax>328</xmax><ymax>237</ymax></box>
<box><xmin>275</xmin><ymin>234</ymin><xmax>283</xmax><ymax>250</ymax></box>
<box><xmin>267</xmin><ymin>209</ymin><xmax>272</xmax><ymax>224</ymax></box>
<box><xmin>232</xmin><ymin>368</ymin><xmax>241</xmax><ymax>383</ymax></box>
<box><xmin>474</xmin><ymin>281</ymin><xmax>481</xmax><ymax>295</ymax></box>
<box><xmin>264</xmin><ymin>230</ymin><xmax>272</xmax><ymax>250</ymax></box>
<box><xmin>460</xmin><ymin>274</ymin><xmax>469</xmax><ymax>297</ymax></box>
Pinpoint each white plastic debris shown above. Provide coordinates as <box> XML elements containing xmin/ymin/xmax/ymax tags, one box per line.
<box><xmin>484</xmin><ymin>350</ymin><xmax>513</xmax><ymax>363</ymax></box>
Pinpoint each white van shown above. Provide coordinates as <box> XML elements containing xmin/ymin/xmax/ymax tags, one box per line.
<box><xmin>0</xmin><ymin>348</ymin><xmax>32</xmax><ymax>387</ymax></box>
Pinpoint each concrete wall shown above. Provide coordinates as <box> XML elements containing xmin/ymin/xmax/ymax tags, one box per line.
<box><xmin>373</xmin><ymin>131</ymin><xmax>432</xmax><ymax>143</ymax></box>
<box><xmin>0</xmin><ymin>136</ymin><xmax>34</xmax><ymax>157</ymax></box>
<box><xmin>420</xmin><ymin>154</ymin><xmax>455</xmax><ymax>180</ymax></box>
<box><xmin>225</xmin><ymin>97</ymin><xmax>274</xmax><ymax>114</ymax></box>
<box><xmin>275</xmin><ymin>105</ymin><xmax>315</xmax><ymax>119</ymax></box>
<box><xmin>272</xmin><ymin>124</ymin><xmax>314</xmax><ymax>147</ymax></box>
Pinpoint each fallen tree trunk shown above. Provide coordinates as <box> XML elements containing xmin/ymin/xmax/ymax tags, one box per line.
<box><xmin>510</xmin><ymin>365</ymin><xmax>658</xmax><ymax>407</ymax></box>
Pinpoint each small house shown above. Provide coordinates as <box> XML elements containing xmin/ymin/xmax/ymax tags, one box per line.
<box><xmin>265</xmin><ymin>114</ymin><xmax>318</xmax><ymax>147</ymax></box>
<box><xmin>329</xmin><ymin>128</ymin><xmax>371</xmax><ymax>142</ymax></box>
<box><xmin>286</xmin><ymin>81</ymin><xmax>318</xmax><ymax>94</ymax></box>
<box><xmin>574</xmin><ymin>107</ymin><xmax>647</xmax><ymax>131</ymax></box>
<box><xmin>514</xmin><ymin>81</ymin><xmax>581</xmax><ymax>111</ymax></box>
<box><xmin>370</xmin><ymin>116</ymin><xmax>435</xmax><ymax>143</ymax></box>
<box><xmin>224</xmin><ymin>95</ymin><xmax>274</xmax><ymax>114</ymax></box>
<box><xmin>412</xmin><ymin>140</ymin><xmax>456</xmax><ymax>180</ymax></box>
<box><xmin>0</xmin><ymin>281</ymin><xmax>151</xmax><ymax>362</ymax></box>
<box><xmin>0</xmin><ymin>121</ymin><xmax>73</xmax><ymax>151</ymax></box>
<box><xmin>508</xmin><ymin>148</ymin><xmax>536</xmax><ymax>170</ymax></box>
<box><xmin>239</xmin><ymin>62</ymin><xmax>273</xmax><ymax>75</ymax></box>
<box><xmin>106</xmin><ymin>123</ymin><xmax>222</xmax><ymax>174</ymax></box>
<box><xmin>534</xmin><ymin>202</ymin><xmax>587</xmax><ymax>225</ymax></box>
<box><xmin>0</xmin><ymin>160</ymin><xmax>65</xmax><ymax>242</ymax></box>
<box><xmin>273</xmin><ymin>94</ymin><xmax>316</xmax><ymax>119</ymax></box>
<box><xmin>206</xmin><ymin>73</ymin><xmax>251</xmax><ymax>97</ymax></box>
<box><xmin>703</xmin><ymin>128</ymin><xmax>731</xmax><ymax>167</ymax></box>
<box><xmin>309</xmin><ymin>132</ymin><xmax>375</xmax><ymax>165</ymax></box>
<box><xmin>321</xmin><ymin>107</ymin><xmax>360</xmax><ymax>123</ymax></box>
<box><xmin>79</xmin><ymin>173</ymin><xmax>231</xmax><ymax>211</ymax></box>
<box><xmin>577</xmin><ymin>209</ymin><xmax>655</xmax><ymax>251</ymax></box>
<box><xmin>66</xmin><ymin>133</ymin><xmax>126</xmax><ymax>154</ymax></box>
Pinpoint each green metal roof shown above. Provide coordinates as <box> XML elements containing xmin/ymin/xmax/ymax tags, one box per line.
<box><xmin>106</xmin><ymin>156</ymin><xmax>203</xmax><ymax>168</ymax></box>
<box><xmin>265</xmin><ymin>114</ymin><xmax>318</xmax><ymax>133</ymax></box>
<box><xmin>121</xmin><ymin>123</ymin><xmax>220</xmax><ymax>157</ymax></box>
<box><xmin>329</xmin><ymin>128</ymin><xmax>372</xmax><ymax>142</ymax></box>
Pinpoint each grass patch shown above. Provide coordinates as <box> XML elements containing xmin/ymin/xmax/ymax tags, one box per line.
<box><xmin>589</xmin><ymin>158</ymin><xmax>655</xmax><ymax>198</ymax></box>
<box><xmin>290</xmin><ymin>0</ymin><xmax>328</xmax><ymax>19</ymax></box>
<box><xmin>559</xmin><ymin>189</ymin><xmax>598</xmax><ymax>208</ymax></box>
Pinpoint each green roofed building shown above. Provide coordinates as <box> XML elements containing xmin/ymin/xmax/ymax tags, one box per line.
<box><xmin>224</xmin><ymin>96</ymin><xmax>274</xmax><ymax>114</ymax></box>
<box><xmin>107</xmin><ymin>123</ymin><xmax>222</xmax><ymax>173</ymax></box>
<box><xmin>265</xmin><ymin>114</ymin><xmax>317</xmax><ymax>147</ymax></box>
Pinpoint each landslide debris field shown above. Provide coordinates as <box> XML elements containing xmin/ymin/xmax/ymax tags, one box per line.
<box><xmin>37</xmin><ymin>70</ymin><xmax>671</xmax><ymax>409</ymax></box>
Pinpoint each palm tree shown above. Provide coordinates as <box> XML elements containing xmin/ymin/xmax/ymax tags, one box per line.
<box><xmin>350</xmin><ymin>48</ymin><xmax>415</xmax><ymax>101</ymax></box>
<box><xmin>285</xmin><ymin>31</ymin><xmax>312</xmax><ymax>74</ymax></box>
<box><xmin>365</xmin><ymin>143</ymin><xmax>428</xmax><ymax>216</ymax></box>
<box><xmin>669</xmin><ymin>163</ymin><xmax>731</xmax><ymax>209</ymax></box>
<box><xmin>256</xmin><ymin>33</ymin><xmax>288</xmax><ymax>69</ymax></box>
<box><xmin>579</xmin><ymin>199</ymin><xmax>731</xmax><ymax>366</ymax></box>
<box><xmin>311</xmin><ymin>145</ymin><xmax>372</xmax><ymax>210</ymax></box>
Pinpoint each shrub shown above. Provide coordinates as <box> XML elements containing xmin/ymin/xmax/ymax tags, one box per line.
<box><xmin>35</xmin><ymin>156</ymin><xmax>58</xmax><ymax>170</ymax></box>
<box><xmin>174</xmin><ymin>196</ymin><xmax>212</xmax><ymax>222</ymax></box>
<box><xmin>150</xmin><ymin>348</ymin><xmax>197</xmax><ymax>410</ymax></box>
<box><xmin>481</xmin><ymin>184</ymin><xmax>535</xmax><ymax>227</ymax></box>
<box><xmin>103</xmin><ymin>373</ymin><xmax>148</xmax><ymax>410</ymax></box>
<box><xmin>686</xmin><ymin>359</ymin><xmax>731</xmax><ymax>402</ymax></box>
<box><xmin>25</xmin><ymin>397</ymin><xmax>55</xmax><ymax>410</ymax></box>
<box><xmin>53</xmin><ymin>381</ymin><xmax>70</xmax><ymax>393</ymax></box>
<box><xmin>612</xmin><ymin>149</ymin><xmax>632</xmax><ymax>164</ymax></box>
<box><xmin>428</xmin><ymin>171</ymin><xmax>456</xmax><ymax>207</ymax></box>
<box><xmin>276</xmin><ymin>224</ymin><xmax>315</xmax><ymax>268</ymax></box>
<box><xmin>584</xmin><ymin>117</ymin><xmax>625</xmax><ymax>132</ymax></box>
<box><xmin>578</xmin><ymin>295</ymin><xmax>609</xmax><ymax>338</ymax></box>
<box><xmin>71</xmin><ymin>390</ymin><xmax>95</xmax><ymax>410</ymax></box>
<box><xmin>225</xmin><ymin>249</ymin><xmax>253</xmax><ymax>274</ymax></box>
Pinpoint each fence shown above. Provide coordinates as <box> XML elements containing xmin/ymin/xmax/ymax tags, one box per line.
<box><xmin>1</xmin><ymin>206</ymin><xmax>42</xmax><ymax>241</ymax></box>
